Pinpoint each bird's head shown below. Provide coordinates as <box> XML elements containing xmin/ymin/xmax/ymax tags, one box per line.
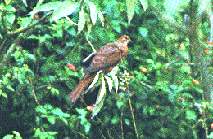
<box><xmin>117</xmin><ymin>35</ymin><xmax>131</xmax><ymax>45</ymax></box>
<box><xmin>116</xmin><ymin>35</ymin><xmax>130</xmax><ymax>57</ymax></box>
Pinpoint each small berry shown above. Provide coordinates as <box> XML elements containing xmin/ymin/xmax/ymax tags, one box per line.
<box><xmin>192</xmin><ymin>79</ymin><xmax>200</xmax><ymax>85</ymax></box>
<box><xmin>87</xmin><ymin>105</ymin><xmax>94</xmax><ymax>112</ymax></box>
<box><xmin>140</xmin><ymin>67</ymin><xmax>148</xmax><ymax>73</ymax></box>
<box><xmin>204</xmin><ymin>48</ymin><xmax>209</xmax><ymax>54</ymax></box>
<box><xmin>66</xmin><ymin>63</ymin><xmax>76</xmax><ymax>71</ymax></box>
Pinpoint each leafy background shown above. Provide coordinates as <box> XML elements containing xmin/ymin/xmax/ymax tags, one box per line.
<box><xmin>0</xmin><ymin>0</ymin><xmax>212</xmax><ymax>138</ymax></box>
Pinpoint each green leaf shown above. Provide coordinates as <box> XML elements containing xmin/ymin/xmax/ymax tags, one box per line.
<box><xmin>139</xmin><ymin>0</ymin><xmax>148</xmax><ymax>11</ymax></box>
<box><xmin>5</xmin><ymin>5</ymin><xmax>16</xmax><ymax>12</ymax></box>
<box><xmin>76</xmin><ymin>108</ymin><xmax>91</xmax><ymax>133</ymax></box>
<box><xmin>78</xmin><ymin>7</ymin><xmax>85</xmax><ymax>33</ymax></box>
<box><xmin>0</xmin><ymin>90</ymin><xmax>7</xmax><ymax>98</ymax></box>
<box><xmin>52</xmin><ymin>108</ymin><xmax>70</xmax><ymax>118</ymax></box>
<box><xmin>180</xmin><ymin>65</ymin><xmax>191</xmax><ymax>74</ymax></box>
<box><xmin>4</xmin><ymin>0</ymin><xmax>12</xmax><ymax>5</ymax></box>
<box><xmin>116</xmin><ymin>100</ymin><xmax>124</xmax><ymax>109</ymax></box>
<box><xmin>208</xmin><ymin>132</ymin><xmax>213</xmax><ymax>138</ymax></box>
<box><xmin>76</xmin><ymin>108</ymin><xmax>88</xmax><ymax>117</ymax></box>
<box><xmin>5</xmin><ymin>6</ymin><xmax>16</xmax><ymax>25</ymax></box>
<box><xmin>111</xmin><ymin>20</ymin><xmax>121</xmax><ymax>33</ymax></box>
<box><xmin>146</xmin><ymin>59</ymin><xmax>154</xmax><ymax>64</ymax></box>
<box><xmin>92</xmin><ymin>75</ymin><xmax>107</xmax><ymax>118</ymax></box>
<box><xmin>84</xmin><ymin>123</ymin><xmax>91</xmax><ymax>133</ymax></box>
<box><xmin>88</xmin><ymin>2</ymin><xmax>97</xmax><ymax>25</ymax></box>
<box><xmin>111</xmin><ymin>116</ymin><xmax>119</xmax><ymax>124</ymax></box>
<box><xmin>34</xmin><ymin>128</ymin><xmax>57</xmax><ymax>139</ymax></box>
<box><xmin>124</xmin><ymin>118</ymin><xmax>130</xmax><ymax>125</ymax></box>
<box><xmin>126</xmin><ymin>0</ymin><xmax>137</xmax><ymax>23</ymax></box>
<box><xmin>51</xmin><ymin>1</ymin><xmax>78</xmax><ymax>21</ymax></box>
<box><xmin>185</xmin><ymin>110</ymin><xmax>197</xmax><ymax>121</ymax></box>
<box><xmin>18</xmin><ymin>17</ymin><xmax>32</xmax><ymax>29</ymax></box>
<box><xmin>138</xmin><ymin>27</ymin><xmax>148</xmax><ymax>37</ymax></box>
<box><xmin>47</xmin><ymin>116</ymin><xmax>56</xmax><ymax>124</ymax></box>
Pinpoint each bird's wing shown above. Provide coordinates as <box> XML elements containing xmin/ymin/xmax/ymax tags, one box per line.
<box><xmin>85</xmin><ymin>43</ymin><xmax>122</xmax><ymax>73</ymax></box>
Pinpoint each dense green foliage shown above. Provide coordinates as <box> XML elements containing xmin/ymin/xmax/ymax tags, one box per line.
<box><xmin>0</xmin><ymin>0</ymin><xmax>212</xmax><ymax>138</ymax></box>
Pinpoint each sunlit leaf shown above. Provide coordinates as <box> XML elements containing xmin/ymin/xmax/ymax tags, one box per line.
<box><xmin>51</xmin><ymin>1</ymin><xmax>78</xmax><ymax>21</ymax></box>
<box><xmin>36</xmin><ymin>0</ymin><xmax>45</xmax><ymax>6</ymax></box>
<box><xmin>87</xmin><ymin>71</ymin><xmax>101</xmax><ymax>91</ymax></box>
<box><xmin>105</xmin><ymin>75</ymin><xmax>113</xmax><ymax>92</ymax></box>
<box><xmin>21</xmin><ymin>0</ymin><xmax>28</xmax><ymax>7</ymax></box>
<box><xmin>98</xmin><ymin>11</ymin><xmax>104</xmax><ymax>26</ymax></box>
<box><xmin>0</xmin><ymin>92</ymin><xmax>7</xmax><ymax>98</ymax></box>
<box><xmin>126</xmin><ymin>0</ymin><xmax>137</xmax><ymax>23</ymax></box>
<box><xmin>124</xmin><ymin>118</ymin><xmax>130</xmax><ymax>125</ymax></box>
<box><xmin>78</xmin><ymin>7</ymin><xmax>85</xmax><ymax>33</ymax></box>
<box><xmin>208</xmin><ymin>132</ymin><xmax>213</xmax><ymax>138</ymax></box>
<box><xmin>88</xmin><ymin>2</ymin><xmax>97</xmax><ymax>25</ymax></box>
<box><xmin>30</xmin><ymin>1</ymin><xmax>62</xmax><ymax>16</ymax></box>
<box><xmin>109</xmin><ymin>67</ymin><xmax>119</xmax><ymax>93</ymax></box>
<box><xmin>18</xmin><ymin>17</ymin><xmax>32</xmax><ymax>29</ymax></box>
<box><xmin>92</xmin><ymin>75</ymin><xmax>106</xmax><ymax>118</ymax></box>
<box><xmin>139</xmin><ymin>0</ymin><xmax>148</xmax><ymax>11</ymax></box>
<box><xmin>2</xmin><ymin>131</ymin><xmax>22</xmax><ymax>139</ymax></box>
<box><xmin>198</xmin><ymin>0</ymin><xmax>211</xmax><ymax>15</ymax></box>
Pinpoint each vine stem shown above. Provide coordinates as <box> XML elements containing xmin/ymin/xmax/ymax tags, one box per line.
<box><xmin>128</xmin><ymin>98</ymin><xmax>139</xmax><ymax>139</ymax></box>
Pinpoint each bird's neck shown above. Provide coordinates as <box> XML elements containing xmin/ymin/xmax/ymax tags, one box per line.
<box><xmin>115</xmin><ymin>41</ymin><xmax>127</xmax><ymax>48</ymax></box>
<box><xmin>114</xmin><ymin>41</ymin><xmax>128</xmax><ymax>57</ymax></box>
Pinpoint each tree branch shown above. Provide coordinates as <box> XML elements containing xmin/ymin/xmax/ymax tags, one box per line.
<box><xmin>7</xmin><ymin>14</ymin><xmax>49</xmax><ymax>36</ymax></box>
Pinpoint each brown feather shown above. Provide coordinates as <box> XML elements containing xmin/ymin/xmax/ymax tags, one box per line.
<box><xmin>69</xmin><ymin>74</ymin><xmax>96</xmax><ymax>102</ymax></box>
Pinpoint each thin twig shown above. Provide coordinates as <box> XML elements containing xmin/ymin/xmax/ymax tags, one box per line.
<box><xmin>30</xmin><ymin>80</ymin><xmax>40</xmax><ymax>105</ymax></box>
<box><xmin>128</xmin><ymin>98</ymin><xmax>139</xmax><ymax>139</ymax></box>
<box><xmin>1</xmin><ymin>10</ymin><xmax>7</xmax><ymax>33</ymax></box>
<box><xmin>98</xmin><ymin>128</ymin><xmax>107</xmax><ymax>139</ymax></box>
<box><xmin>71</xmin><ymin>129</ymin><xmax>89</xmax><ymax>139</ymax></box>
<box><xmin>35</xmin><ymin>85</ymin><xmax>48</xmax><ymax>91</ymax></box>
<box><xmin>107</xmin><ymin>129</ymin><xmax>113</xmax><ymax>139</ymax></box>
<box><xmin>0</xmin><ymin>39</ymin><xmax>7</xmax><ymax>54</ymax></box>
<box><xmin>85</xmin><ymin>34</ymin><xmax>96</xmax><ymax>52</ymax></box>
<box><xmin>7</xmin><ymin>14</ymin><xmax>49</xmax><ymax>36</ymax></box>
<box><xmin>140</xmin><ymin>81</ymin><xmax>153</xmax><ymax>89</ymax></box>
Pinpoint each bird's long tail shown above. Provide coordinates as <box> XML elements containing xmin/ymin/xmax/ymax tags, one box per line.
<box><xmin>69</xmin><ymin>74</ymin><xmax>96</xmax><ymax>102</ymax></box>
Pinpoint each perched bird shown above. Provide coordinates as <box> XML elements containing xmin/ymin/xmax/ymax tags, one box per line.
<box><xmin>69</xmin><ymin>35</ymin><xmax>130</xmax><ymax>102</ymax></box>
